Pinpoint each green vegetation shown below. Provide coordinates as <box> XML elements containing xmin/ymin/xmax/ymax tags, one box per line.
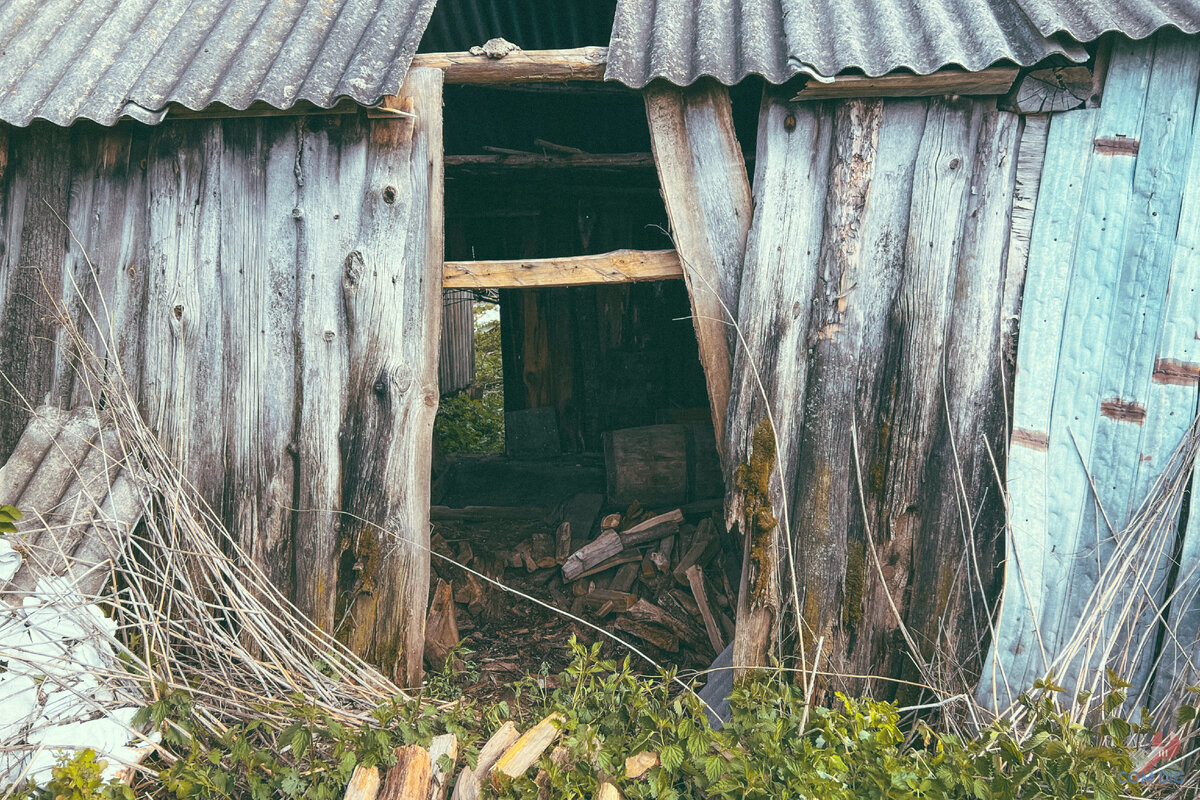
<box><xmin>10</xmin><ymin>640</ymin><xmax>1187</xmax><ymax>800</ymax></box>
<box><xmin>0</xmin><ymin>503</ymin><xmax>22</xmax><ymax>533</ymax></box>
<box><xmin>434</xmin><ymin>303</ymin><xmax>505</xmax><ymax>454</ymax></box>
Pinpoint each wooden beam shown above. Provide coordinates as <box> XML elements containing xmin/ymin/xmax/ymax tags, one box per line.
<box><xmin>411</xmin><ymin>47</ymin><xmax>608</xmax><ymax>84</ymax></box>
<box><xmin>791</xmin><ymin>67</ymin><xmax>1020</xmax><ymax>100</ymax></box>
<box><xmin>443</xmin><ymin>249</ymin><xmax>682</xmax><ymax>288</ymax></box>
<box><xmin>444</xmin><ymin>152</ymin><xmax>654</xmax><ymax>174</ymax></box>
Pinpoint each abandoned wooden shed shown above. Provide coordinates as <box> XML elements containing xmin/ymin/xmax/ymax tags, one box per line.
<box><xmin>0</xmin><ymin>0</ymin><xmax>1199</xmax><ymax>714</ymax></box>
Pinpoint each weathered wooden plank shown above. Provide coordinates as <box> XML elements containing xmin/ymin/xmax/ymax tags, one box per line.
<box><xmin>444</xmin><ymin>153</ymin><xmax>654</xmax><ymax>173</ymax></box>
<box><xmin>794</xmin><ymin>67</ymin><xmax>1020</xmax><ymax>101</ymax></box>
<box><xmin>644</xmin><ymin>79</ymin><xmax>753</xmax><ymax>456</ymax></box>
<box><xmin>1000</xmin><ymin>114</ymin><xmax>1050</xmax><ymax>349</ymax></box>
<box><xmin>340</xmin><ymin>68</ymin><xmax>444</xmax><ymax>687</ymax></box>
<box><xmin>727</xmin><ymin>93</ymin><xmax>834</xmax><ymax>674</ymax></box>
<box><xmin>411</xmin><ymin>47</ymin><xmax>608</xmax><ymax>83</ymax></box>
<box><xmin>439</xmin><ymin>289</ymin><xmax>474</xmax><ymax>394</ymax></box>
<box><xmin>293</xmin><ymin>113</ymin><xmax>362</xmax><ymax>630</ymax></box>
<box><xmin>0</xmin><ymin>124</ymin><xmax>71</xmax><ymax>458</ymax></box>
<box><xmin>443</xmin><ymin>249</ymin><xmax>682</xmax><ymax>288</ymax></box>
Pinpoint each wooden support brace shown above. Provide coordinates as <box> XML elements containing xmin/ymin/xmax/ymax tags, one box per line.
<box><xmin>443</xmin><ymin>249</ymin><xmax>682</xmax><ymax>288</ymax></box>
<box><xmin>411</xmin><ymin>47</ymin><xmax>608</xmax><ymax>83</ymax></box>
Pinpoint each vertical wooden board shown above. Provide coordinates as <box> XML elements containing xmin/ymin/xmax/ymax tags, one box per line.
<box><xmin>0</xmin><ymin>124</ymin><xmax>71</xmax><ymax>458</ymax></box>
<box><xmin>726</xmin><ymin>94</ymin><xmax>833</xmax><ymax>672</ymax></box>
<box><xmin>1001</xmin><ymin>114</ymin><xmax>1050</xmax><ymax>346</ymax></box>
<box><xmin>787</xmin><ymin>98</ymin><xmax>884</xmax><ymax>674</ymax></box>
<box><xmin>977</xmin><ymin>109</ymin><xmax>1100</xmax><ymax>710</ymax></box>
<box><xmin>645</xmin><ymin>79</ymin><xmax>752</xmax><ymax>455</ymax></box>
<box><xmin>900</xmin><ymin>103</ymin><xmax>1020</xmax><ymax>698</ymax></box>
<box><xmin>216</xmin><ymin>118</ymin><xmax>299</xmax><ymax>595</ymax></box>
<box><xmin>294</xmin><ymin>113</ymin><xmax>364</xmax><ymax>629</ymax></box>
<box><xmin>141</xmin><ymin>122</ymin><xmax>228</xmax><ymax>506</ymax></box>
<box><xmin>1149</xmin><ymin>77</ymin><xmax>1200</xmax><ymax>711</ymax></box>
<box><xmin>53</xmin><ymin>125</ymin><xmax>150</xmax><ymax>409</ymax></box>
<box><xmin>341</xmin><ymin>68</ymin><xmax>443</xmax><ymax>687</ymax></box>
<box><xmin>438</xmin><ymin>289</ymin><xmax>474</xmax><ymax>395</ymax></box>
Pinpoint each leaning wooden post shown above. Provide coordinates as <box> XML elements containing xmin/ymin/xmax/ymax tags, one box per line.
<box><xmin>643</xmin><ymin>79</ymin><xmax>753</xmax><ymax>457</ymax></box>
<box><xmin>339</xmin><ymin>67</ymin><xmax>445</xmax><ymax>687</ymax></box>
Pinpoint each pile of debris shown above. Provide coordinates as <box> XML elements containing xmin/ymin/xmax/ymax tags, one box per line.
<box><xmin>426</xmin><ymin>497</ymin><xmax>737</xmax><ymax>674</ymax></box>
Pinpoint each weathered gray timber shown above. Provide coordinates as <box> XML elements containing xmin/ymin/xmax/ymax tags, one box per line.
<box><xmin>727</xmin><ymin>88</ymin><xmax>1025</xmax><ymax>696</ymax></box>
<box><xmin>439</xmin><ymin>290</ymin><xmax>475</xmax><ymax>395</ymax></box>
<box><xmin>0</xmin><ymin>70</ymin><xmax>445</xmax><ymax>686</ymax></box>
<box><xmin>644</xmin><ymin>79</ymin><xmax>753</xmax><ymax>455</ymax></box>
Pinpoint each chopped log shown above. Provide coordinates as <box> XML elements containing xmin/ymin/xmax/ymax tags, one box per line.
<box><xmin>582</xmin><ymin>589</ymin><xmax>638</xmax><ymax>614</ymax></box>
<box><xmin>569</xmin><ymin>551</ymin><xmax>643</xmax><ymax>582</ymax></box>
<box><xmin>626</xmin><ymin>598</ymin><xmax>705</xmax><ymax>647</ymax></box>
<box><xmin>613</xmin><ymin>617</ymin><xmax>679</xmax><ymax>652</ymax></box>
<box><xmin>492</xmin><ymin>714</ymin><xmax>563</xmax><ymax>784</ymax></box>
<box><xmin>555</xmin><ymin>521</ymin><xmax>572</xmax><ymax>564</ymax></box>
<box><xmin>561</xmin><ymin>529</ymin><xmax>622</xmax><ymax>581</ymax></box>
<box><xmin>999</xmin><ymin>66</ymin><xmax>1091</xmax><ymax>114</ymax></box>
<box><xmin>625</xmin><ymin>751</ymin><xmax>660</xmax><ymax>780</ymax></box>
<box><xmin>607</xmin><ymin>562</ymin><xmax>641</xmax><ymax>593</ymax></box>
<box><xmin>619</xmin><ymin>509</ymin><xmax>684</xmax><ymax>547</ymax></box>
<box><xmin>379</xmin><ymin>746</ymin><xmax>432</xmax><ymax>800</ymax></box>
<box><xmin>453</xmin><ymin>572</ymin><xmax>485</xmax><ymax>608</ymax></box>
<box><xmin>450</xmin><ymin>723</ymin><xmax>521</xmax><ymax>800</ymax></box>
<box><xmin>444</xmin><ymin>250</ymin><xmax>683</xmax><ymax>289</ymax></box>
<box><xmin>343</xmin><ymin>765</ymin><xmax>382</xmax><ymax>800</ymax></box>
<box><xmin>594</xmin><ymin>781</ymin><xmax>621</xmax><ymax>800</ymax></box>
<box><xmin>600</xmin><ymin>512</ymin><xmax>622</xmax><ymax>529</ymax></box>
<box><xmin>424</xmin><ymin>580</ymin><xmax>459</xmax><ymax>671</ymax></box>
<box><xmin>563</xmin><ymin>493</ymin><xmax>604</xmax><ymax>552</ymax></box>
<box><xmin>672</xmin><ymin>519</ymin><xmax>718</xmax><ymax>585</ymax></box>
<box><xmin>685</xmin><ymin>565</ymin><xmax>725</xmax><ymax>653</ymax></box>
<box><xmin>429</xmin><ymin>734</ymin><xmax>458</xmax><ymax>800</ymax></box>
<box><xmin>410</xmin><ymin>47</ymin><xmax>608</xmax><ymax>84</ymax></box>
<box><xmin>650</xmin><ymin>535</ymin><xmax>675</xmax><ymax>574</ymax></box>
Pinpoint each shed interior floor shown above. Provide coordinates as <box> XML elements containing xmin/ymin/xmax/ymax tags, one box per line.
<box><xmin>427</xmin><ymin>455</ymin><xmax>735</xmax><ymax>704</ymax></box>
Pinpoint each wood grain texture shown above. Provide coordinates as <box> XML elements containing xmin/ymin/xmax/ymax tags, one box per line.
<box><xmin>411</xmin><ymin>47</ymin><xmax>608</xmax><ymax>83</ymax></box>
<box><xmin>645</xmin><ymin>79</ymin><xmax>753</xmax><ymax>457</ymax></box>
<box><xmin>443</xmin><ymin>249</ymin><xmax>682</xmax><ymax>288</ymax></box>
<box><xmin>794</xmin><ymin>68</ymin><xmax>1019</xmax><ymax>100</ymax></box>
<box><xmin>728</xmin><ymin>89</ymin><xmax>1019</xmax><ymax>696</ymax></box>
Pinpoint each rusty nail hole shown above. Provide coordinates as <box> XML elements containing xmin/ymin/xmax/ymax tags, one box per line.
<box><xmin>784</xmin><ymin>114</ymin><xmax>796</xmax><ymax>132</ymax></box>
<box><xmin>172</xmin><ymin>304</ymin><xmax>183</xmax><ymax>320</ymax></box>
<box><xmin>383</xmin><ymin>186</ymin><xmax>397</xmax><ymax>204</ymax></box>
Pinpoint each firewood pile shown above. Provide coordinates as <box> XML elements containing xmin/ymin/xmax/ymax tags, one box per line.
<box><xmin>342</xmin><ymin>712</ymin><xmax>645</xmax><ymax>799</ymax></box>
<box><xmin>425</xmin><ymin>496</ymin><xmax>736</xmax><ymax>676</ymax></box>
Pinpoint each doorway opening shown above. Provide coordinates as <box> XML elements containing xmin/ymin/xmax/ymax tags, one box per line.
<box><xmin>425</xmin><ymin>80</ymin><xmax>737</xmax><ymax>700</ymax></box>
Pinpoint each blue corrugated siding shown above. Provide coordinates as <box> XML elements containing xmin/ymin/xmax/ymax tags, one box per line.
<box><xmin>980</xmin><ymin>29</ymin><xmax>1200</xmax><ymax>713</ymax></box>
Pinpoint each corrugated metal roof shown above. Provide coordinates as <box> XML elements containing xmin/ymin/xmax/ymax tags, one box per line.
<box><xmin>1017</xmin><ymin>0</ymin><xmax>1200</xmax><ymax>41</ymax></box>
<box><xmin>0</xmin><ymin>0</ymin><xmax>439</xmax><ymax>127</ymax></box>
<box><xmin>605</xmin><ymin>0</ymin><xmax>1110</xmax><ymax>86</ymax></box>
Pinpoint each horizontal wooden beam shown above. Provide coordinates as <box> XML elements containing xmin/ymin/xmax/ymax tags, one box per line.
<box><xmin>792</xmin><ymin>67</ymin><xmax>1020</xmax><ymax>100</ymax></box>
<box><xmin>410</xmin><ymin>47</ymin><xmax>608</xmax><ymax>84</ymax></box>
<box><xmin>445</xmin><ymin>152</ymin><xmax>655</xmax><ymax>172</ymax></box>
<box><xmin>443</xmin><ymin>249</ymin><xmax>683</xmax><ymax>288</ymax></box>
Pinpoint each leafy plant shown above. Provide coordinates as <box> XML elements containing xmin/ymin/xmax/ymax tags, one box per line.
<box><xmin>434</xmin><ymin>304</ymin><xmax>504</xmax><ymax>454</ymax></box>
<box><xmin>1</xmin><ymin>503</ymin><xmax>22</xmax><ymax>534</ymax></box>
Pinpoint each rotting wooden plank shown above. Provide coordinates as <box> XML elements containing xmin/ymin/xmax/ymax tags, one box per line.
<box><xmin>645</xmin><ymin>79</ymin><xmax>753</xmax><ymax>457</ymax></box>
<box><xmin>443</xmin><ymin>249</ymin><xmax>682</xmax><ymax>288</ymax></box>
<box><xmin>340</xmin><ymin>67</ymin><xmax>444</xmax><ymax>687</ymax></box>
<box><xmin>727</xmin><ymin>92</ymin><xmax>834</xmax><ymax>675</ymax></box>
<box><xmin>794</xmin><ymin>67</ymin><xmax>1019</xmax><ymax>100</ymax></box>
<box><xmin>293</xmin><ymin>112</ymin><xmax>361</xmax><ymax>631</ymax></box>
<box><xmin>0</xmin><ymin>125</ymin><xmax>71</xmax><ymax>459</ymax></box>
<box><xmin>411</xmin><ymin>47</ymin><xmax>608</xmax><ymax>83</ymax></box>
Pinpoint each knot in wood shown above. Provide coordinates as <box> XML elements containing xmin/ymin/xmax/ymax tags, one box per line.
<box><xmin>382</xmin><ymin>186</ymin><xmax>397</xmax><ymax>205</ymax></box>
<box><xmin>323</xmin><ymin>329</ymin><xmax>336</xmax><ymax>342</ymax></box>
<box><xmin>172</xmin><ymin>304</ymin><xmax>183</xmax><ymax>320</ymax></box>
<box><xmin>292</xmin><ymin>206</ymin><xmax>303</xmax><ymax>218</ymax></box>
<box><xmin>343</xmin><ymin>251</ymin><xmax>365</xmax><ymax>288</ymax></box>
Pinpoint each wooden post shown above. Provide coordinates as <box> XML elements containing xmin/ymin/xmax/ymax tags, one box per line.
<box><xmin>339</xmin><ymin>67</ymin><xmax>444</xmax><ymax>687</ymax></box>
<box><xmin>644</xmin><ymin>79</ymin><xmax>753</xmax><ymax>459</ymax></box>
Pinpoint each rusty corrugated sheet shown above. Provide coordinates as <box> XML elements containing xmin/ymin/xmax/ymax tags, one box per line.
<box><xmin>1018</xmin><ymin>0</ymin><xmax>1200</xmax><ymax>41</ymax></box>
<box><xmin>0</xmin><ymin>0</ymin><xmax>438</xmax><ymax>127</ymax></box>
<box><xmin>606</xmin><ymin>0</ymin><xmax>1090</xmax><ymax>86</ymax></box>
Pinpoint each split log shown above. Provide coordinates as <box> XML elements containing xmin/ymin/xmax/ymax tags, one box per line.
<box><xmin>562</xmin><ymin>530</ymin><xmax>622</xmax><ymax>580</ymax></box>
<box><xmin>569</xmin><ymin>551</ymin><xmax>642</xmax><ymax>582</ymax></box>
<box><xmin>595</xmin><ymin>781</ymin><xmax>621</xmax><ymax>800</ymax></box>
<box><xmin>613</xmin><ymin>617</ymin><xmax>679</xmax><ymax>652</ymax></box>
<box><xmin>686</xmin><ymin>566</ymin><xmax>726</xmax><ymax>653</ymax></box>
<box><xmin>343</xmin><ymin>765</ymin><xmax>381</xmax><ymax>800</ymax></box>
<box><xmin>627</xmin><ymin>598</ymin><xmax>706</xmax><ymax>647</ymax></box>
<box><xmin>1000</xmin><ymin>66</ymin><xmax>1091</xmax><ymax>114</ymax></box>
<box><xmin>492</xmin><ymin>714</ymin><xmax>563</xmax><ymax>785</ymax></box>
<box><xmin>428</xmin><ymin>734</ymin><xmax>458</xmax><ymax>800</ymax></box>
<box><xmin>555</xmin><ymin>521</ymin><xmax>572</xmax><ymax>564</ymax></box>
<box><xmin>450</xmin><ymin>723</ymin><xmax>521</xmax><ymax>800</ymax></box>
<box><xmin>582</xmin><ymin>589</ymin><xmax>638</xmax><ymax>614</ymax></box>
<box><xmin>619</xmin><ymin>509</ymin><xmax>684</xmax><ymax>547</ymax></box>
<box><xmin>424</xmin><ymin>580</ymin><xmax>459</xmax><ymax>671</ymax></box>
<box><xmin>607</xmin><ymin>562</ymin><xmax>641</xmax><ymax>593</ymax></box>
<box><xmin>379</xmin><ymin>746</ymin><xmax>432</xmax><ymax>800</ymax></box>
<box><xmin>625</xmin><ymin>751</ymin><xmax>659</xmax><ymax>780</ymax></box>
<box><xmin>672</xmin><ymin>519</ymin><xmax>718</xmax><ymax>585</ymax></box>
